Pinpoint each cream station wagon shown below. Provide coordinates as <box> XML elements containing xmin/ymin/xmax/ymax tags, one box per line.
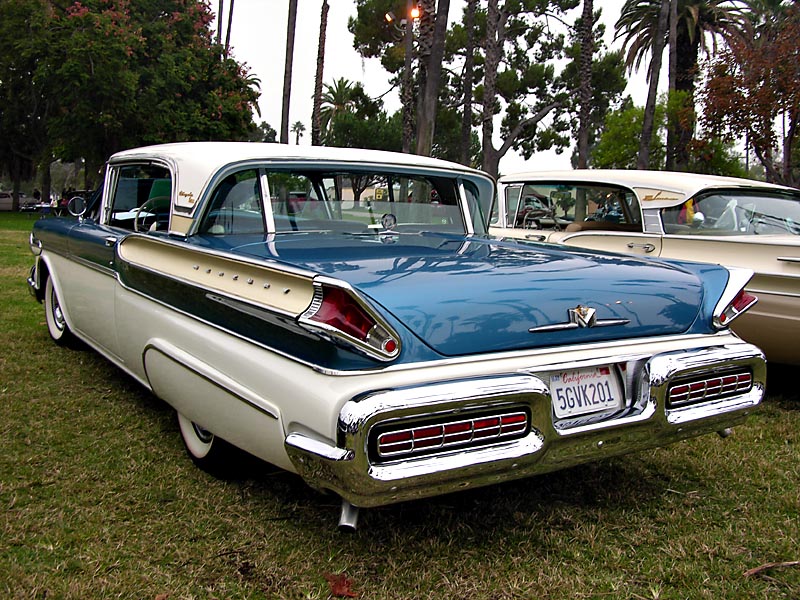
<box><xmin>28</xmin><ymin>145</ymin><xmax>766</xmax><ymax>529</ymax></box>
<box><xmin>492</xmin><ymin>170</ymin><xmax>800</xmax><ymax>365</ymax></box>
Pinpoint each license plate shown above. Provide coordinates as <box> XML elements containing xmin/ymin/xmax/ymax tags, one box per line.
<box><xmin>550</xmin><ymin>366</ymin><xmax>623</xmax><ymax>419</ymax></box>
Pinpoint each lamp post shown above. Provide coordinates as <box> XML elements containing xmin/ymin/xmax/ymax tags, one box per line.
<box><xmin>386</xmin><ymin>3</ymin><xmax>420</xmax><ymax>154</ymax></box>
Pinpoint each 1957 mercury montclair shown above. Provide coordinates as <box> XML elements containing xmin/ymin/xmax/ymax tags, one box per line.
<box><xmin>28</xmin><ymin>143</ymin><xmax>765</xmax><ymax>529</ymax></box>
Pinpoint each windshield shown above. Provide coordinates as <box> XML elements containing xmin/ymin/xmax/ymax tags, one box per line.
<box><xmin>661</xmin><ymin>189</ymin><xmax>800</xmax><ymax>235</ymax></box>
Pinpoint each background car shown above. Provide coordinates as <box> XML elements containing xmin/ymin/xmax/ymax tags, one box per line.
<box><xmin>492</xmin><ymin>170</ymin><xmax>800</xmax><ymax>365</ymax></box>
<box><xmin>28</xmin><ymin>145</ymin><xmax>765</xmax><ymax>528</ymax></box>
<box><xmin>0</xmin><ymin>191</ymin><xmax>26</xmax><ymax>211</ymax></box>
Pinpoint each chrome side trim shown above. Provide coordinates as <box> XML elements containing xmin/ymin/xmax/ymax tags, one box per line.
<box><xmin>143</xmin><ymin>340</ymin><xmax>279</xmax><ymax>420</ymax></box>
<box><xmin>746</xmin><ymin>287</ymin><xmax>800</xmax><ymax>299</ymax></box>
<box><xmin>284</xmin><ymin>343</ymin><xmax>765</xmax><ymax>508</ymax></box>
<box><xmin>776</xmin><ymin>256</ymin><xmax>800</xmax><ymax>264</ymax></box>
<box><xmin>529</xmin><ymin>319</ymin><xmax>630</xmax><ymax>333</ymax></box>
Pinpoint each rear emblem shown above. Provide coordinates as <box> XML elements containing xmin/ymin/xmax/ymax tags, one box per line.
<box><xmin>570</xmin><ymin>305</ymin><xmax>596</xmax><ymax>327</ymax></box>
<box><xmin>528</xmin><ymin>304</ymin><xmax>630</xmax><ymax>333</ymax></box>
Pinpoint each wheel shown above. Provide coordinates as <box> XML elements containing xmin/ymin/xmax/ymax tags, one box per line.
<box><xmin>177</xmin><ymin>412</ymin><xmax>242</xmax><ymax>477</ymax></box>
<box><xmin>44</xmin><ymin>275</ymin><xmax>76</xmax><ymax>346</ymax></box>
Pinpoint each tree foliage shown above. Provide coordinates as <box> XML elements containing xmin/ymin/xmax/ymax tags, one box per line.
<box><xmin>322</xmin><ymin>79</ymin><xmax>401</xmax><ymax>151</ymax></box>
<box><xmin>701</xmin><ymin>2</ymin><xmax>800</xmax><ymax>186</ymax></box>
<box><xmin>559</xmin><ymin>15</ymin><xmax>627</xmax><ymax>168</ymax></box>
<box><xmin>594</xmin><ymin>96</ymin><xmax>745</xmax><ymax>176</ymax></box>
<box><xmin>615</xmin><ymin>0</ymin><xmax>748</xmax><ymax>169</ymax></box>
<box><xmin>0</xmin><ymin>0</ymin><xmax>260</xmax><ymax>194</ymax></box>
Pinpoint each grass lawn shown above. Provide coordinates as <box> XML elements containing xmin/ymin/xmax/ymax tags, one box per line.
<box><xmin>1</xmin><ymin>211</ymin><xmax>798</xmax><ymax>599</ymax></box>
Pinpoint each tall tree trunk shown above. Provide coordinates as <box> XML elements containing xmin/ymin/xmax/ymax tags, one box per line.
<box><xmin>637</xmin><ymin>0</ymin><xmax>669</xmax><ymax>169</ymax></box>
<box><xmin>280</xmin><ymin>0</ymin><xmax>298</xmax><ymax>145</ymax></box>
<box><xmin>412</xmin><ymin>0</ymin><xmax>435</xmax><ymax>154</ymax></box>
<box><xmin>459</xmin><ymin>0</ymin><xmax>477</xmax><ymax>166</ymax></box>
<box><xmin>672</xmin><ymin>24</ymin><xmax>700</xmax><ymax>170</ymax></box>
<box><xmin>217</xmin><ymin>0</ymin><xmax>223</xmax><ymax>45</ymax></box>
<box><xmin>312</xmin><ymin>0</ymin><xmax>329</xmax><ymax>146</ymax></box>
<box><xmin>415</xmin><ymin>0</ymin><xmax>450</xmax><ymax>157</ymax></box>
<box><xmin>401</xmin><ymin>0</ymin><xmax>415</xmax><ymax>153</ymax></box>
<box><xmin>480</xmin><ymin>0</ymin><xmax>505</xmax><ymax>176</ymax></box>
<box><xmin>224</xmin><ymin>0</ymin><xmax>234</xmax><ymax>57</ymax></box>
<box><xmin>665</xmin><ymin>0</ymin><xmax>677</xmax><ymax>169</ymax></box>
<box><xmin>576</xmin><ymin>0</ymin><xmax>594</xmax><ymax>169</ymax></box>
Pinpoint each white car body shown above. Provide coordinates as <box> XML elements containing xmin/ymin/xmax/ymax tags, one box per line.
<box><xmin>27</xmin><ymin>147</ymin><xmax>766</xmax><ymax>529</ymax></box>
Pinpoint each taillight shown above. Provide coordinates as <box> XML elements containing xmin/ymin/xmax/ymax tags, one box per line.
<box><xmin>374</xmin><ymin>411</ymin><xmax>529</xmax><ymax>460</ymax></box>
<box><xmin>667</xmin><ymin>370</ymin><xmax>753</xmax><ymax>408</ymax></box>
<box><xmin>299</xmin><ymin>283</ymin><xmax>400</xmax><ymax>360</ymax></box>
<box><xmin>714</xmin><ymin>288</ymin><xmax>757</xmax><ymax>329</ymax></box>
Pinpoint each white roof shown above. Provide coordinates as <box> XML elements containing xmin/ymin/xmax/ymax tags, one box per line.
<box><xmin>110</xmin><ymin>142</ymin><xmax>490</xmax><ymax>212</ymax></box>
<box><xmin>498</xmin><ymin>169</ymin><xmax>795</xmax><ymax>209</ymax></box>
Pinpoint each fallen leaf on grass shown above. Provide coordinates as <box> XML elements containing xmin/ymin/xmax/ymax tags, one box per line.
<box><xmin>324</xmin><ymin>572</ymin><xmax>357</xmax><ymax>598</ymax></box>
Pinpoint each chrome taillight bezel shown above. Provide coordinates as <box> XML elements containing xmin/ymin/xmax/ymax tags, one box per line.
<box><xmin>713</xmin><ymin>267</ymin><xmax>757</xmax><ymax>330</ymax></box>
<box><xmin>298</xmin><ymin>278</ymin><xmax>401</xmax><ymax>362</ymax></box>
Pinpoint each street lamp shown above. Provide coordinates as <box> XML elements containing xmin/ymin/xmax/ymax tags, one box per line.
<box><xmin>384</xmin><ymin>4</ymin><xmax>420</xmax><ymax>153</ymax></box>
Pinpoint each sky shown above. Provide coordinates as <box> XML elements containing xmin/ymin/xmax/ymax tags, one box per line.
<box><xmin>212</xmin><ymin>0</ymin><xmax>651</xmax><ymax>173</ymax></box>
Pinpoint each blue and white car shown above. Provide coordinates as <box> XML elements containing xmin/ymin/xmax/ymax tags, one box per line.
<box><xmin>28</xmin><ymin>143</ymin><xmax>765</xmax><ymax>529</ymax></box>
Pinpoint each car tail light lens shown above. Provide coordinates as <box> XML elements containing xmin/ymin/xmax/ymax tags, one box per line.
<box><xmin>300</xmin><ymin>283</ymin><xmax>400</xmax><ymax>360</ymax></box>
<box><xmin>374</xmin><ymin>410</ymin><xmax>529</xmax><ymax>460</ymax></box>
<box><xmin>713</xmin><ymin>268</ymin><xmax>758</xmax><ymax>330</ymax></box>
<box><xmin>714</xmin><ymin>288</ymin><xmax>757</xmax><ymax>329</ymax></box>
<box><xmin>667</xmin><ymin>370</ymin><xmax>753</xmax><ymax>408</ymax></box>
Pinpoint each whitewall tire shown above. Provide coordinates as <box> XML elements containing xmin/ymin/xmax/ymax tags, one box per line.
<box><xmin>177</xmin><ymin>412</ymin><xmax>240</xmax><ymax>476</ymax></box>
<box><xmin>44</xmin><ymin>275</ymin><xmax>76</xmax><ymax>346</ymax></box>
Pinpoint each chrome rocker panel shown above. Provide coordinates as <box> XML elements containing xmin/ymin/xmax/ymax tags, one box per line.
<box><xmin>285</xmin><ymin>343</ymin><xmax>765</xmax><ymax>508</ymax></box>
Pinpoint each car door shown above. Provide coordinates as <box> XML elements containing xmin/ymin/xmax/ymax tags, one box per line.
<box><xmin>550</xmin><ymin>185</ymin><xmax>664</xmax><ymax>257</ymax></box>
<box><xmin>60</xmin><ymin>162</ymin><xmax>173</xmax><ymax>362</ymax></box>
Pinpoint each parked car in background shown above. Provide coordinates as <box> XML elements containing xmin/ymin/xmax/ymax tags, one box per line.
<box><xmin>492</xmin><ymin>170</ymin><xmax>800</xmax><ymax>365</ymax></box>
<box><xmin>0</xmin><ymin>191</ymin><xmax>26</xmax><ymax>211</ymax></box>
<box><xmin>28</xmin><ymin>144</ymin><xmax>765</xmax><ymax>529</ymax></box>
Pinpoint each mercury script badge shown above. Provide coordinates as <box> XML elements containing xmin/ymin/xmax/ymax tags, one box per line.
<box><xmin>528</xmin><ymin>304</ymin><xmax>630</xmax><ymax>333</ymax></box>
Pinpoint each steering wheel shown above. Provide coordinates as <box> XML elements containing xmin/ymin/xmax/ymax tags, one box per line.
<box><xmin>134</xmin><ymin>196</ymin><xmax>170</xmax><ymax>232</ymax></box>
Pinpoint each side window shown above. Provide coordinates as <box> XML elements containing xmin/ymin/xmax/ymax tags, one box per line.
<box><xmin>108</xmin><ymin>164</ymin><xmax>171</xmax><ymax>231</ymax></box>
<box><xmin>199</xmin><ymin>169</ymin><xmax>264</xmax><ymax>235</ymax></box>
<box><xmin>269</xmin><ymin>173</ymin><xmax>325</xmax><ymax>227</ymax></box>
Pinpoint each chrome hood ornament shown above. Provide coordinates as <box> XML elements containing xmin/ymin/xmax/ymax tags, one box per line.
<box><xmin>529</xmin><ymin>304</ymin><xmax>630</xmax><ymax>333</ymax></box>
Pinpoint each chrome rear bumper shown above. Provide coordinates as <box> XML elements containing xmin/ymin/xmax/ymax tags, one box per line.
<box><xmin>285</xmin><ymin>343</ymin><xmax>765</xmax><ymax>508</ymax></box>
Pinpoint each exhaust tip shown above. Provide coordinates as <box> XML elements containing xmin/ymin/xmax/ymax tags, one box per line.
<box><xmin>338</xmin><ymin>500</ymin><xmax>359</xmax><ymax>532</ymax></box>
<box><xmin>717</xmin><ymin>427</ymin><xmax>733</xmax><ymax>438</ymax></box>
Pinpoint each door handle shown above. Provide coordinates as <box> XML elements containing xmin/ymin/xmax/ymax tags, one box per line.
<box><xmin>627</xmin><ymin>242</ymin><xmax>656</xmax><ymax>253</ymax></box>
<box><xmin>104</xmin><ymin>236</ymin><xmax>118</xmax><ymax>247</ymax></box>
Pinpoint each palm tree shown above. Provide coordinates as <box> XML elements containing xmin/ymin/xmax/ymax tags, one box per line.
<box><xmin>319</xmin><ymin>78</ymin><xmax>358</xmax><ymax>136</ymax></box>
<box><xmin>291</xmin><ymin>121</ymin><xmax>306</xmax><ymax>144</ymax></box>
<box><xmin>615</xmin><ymin>0</ymin><xmax>747</xmax><ymax>168</ymax></box>
<box><xmin>280</xmin><ymin>0</ymin><xmax>298</xmax><ymax>144</ymax></box>
<box><xmin>312</xmin><ymin>0</ymin><xmax>329</xmax><ymax>146</ymax></box>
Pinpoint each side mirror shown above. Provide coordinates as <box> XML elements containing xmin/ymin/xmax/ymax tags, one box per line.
<box><xmin>67</xmin><ymin>196</ymin><xmax>87</xmax><ymax>217</ymax></box>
